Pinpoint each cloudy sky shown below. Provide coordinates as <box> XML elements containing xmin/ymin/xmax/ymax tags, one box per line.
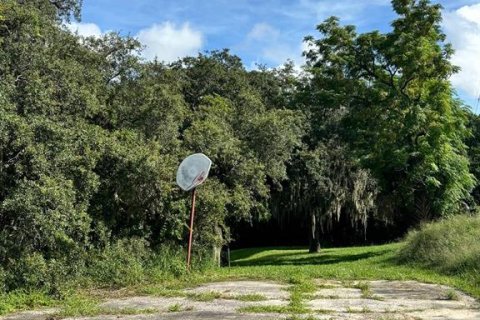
<box><xmin>69</xmin><ymin>0</ymin><xmax>480</xmax><ymax>110</ymax></box>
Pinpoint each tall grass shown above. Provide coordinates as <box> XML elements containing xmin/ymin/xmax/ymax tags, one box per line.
<box><xmin>399</xmin><ymin>214</ymin><xmax>480</xmax><ymax>276</ymax></box>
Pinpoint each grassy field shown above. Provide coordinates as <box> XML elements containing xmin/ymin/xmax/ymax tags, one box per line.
<box><xmin>1</xmin><ymin>242</ymin><xmax>479</xmax><ymax>316</ymax></box>
<box><xmin>219</xmin><ymin>243</ymin><xmax>478</xmax><ymax>297</ymax></box>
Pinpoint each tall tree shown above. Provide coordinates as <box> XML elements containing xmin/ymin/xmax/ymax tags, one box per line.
<box><xmin>264</xmin><ymin>62</ymin><xmax>378</xmax><ymax>253</ymax></box>
<box><xmin>304</xmin><ymin>0</ymin><xmax>475</xmax><ymax>226</ymax></box>
<box><xmin>0</xmin><ymin>0</ymin><xmax>105</xmax><ymax>286</ymax></box>
<box><xmin>175</xmin><ymin>53</ymin><xmax>304</xmax><ymax>256</ymax></box>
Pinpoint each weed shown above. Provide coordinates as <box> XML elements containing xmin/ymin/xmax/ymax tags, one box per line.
<box><xmin>187</xmin><ymin>291</ymin><xmax>222</xmax><ymax>301</ymax></box>
<box><xmin>353</xmin><ymin>282</ymin><xmax>372</xmax><ymax>298</ymax></box>
<box><xmin>445</xmin><ymin>289</ymin><xmax>460</xmax><ymax>301</ymax></box>
<box><xmin>167</xmin><ymin>303</ymin><xmax>182</xmax><ymax>312</ymax></box>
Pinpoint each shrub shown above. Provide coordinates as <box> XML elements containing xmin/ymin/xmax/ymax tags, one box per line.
<box><xmin>399</xmin><ymin>213</ymin><xmax>480</xmax><ymax>275</ymax></box>
<box><xmin>2</xmin><ymin>253</ymin><xmax>84</xmax><ymax>295</ymax></box>
<box><xmin>84</xmin><ymin>238</ymin><xmax>150</xmax><ymax>288</ymax></box>
<box><xmin>147</xmin><ymin>245</ymin><xmax>187</xmax><ymax>279</ymax></box>
<box><xmin>0</xmin><ymin>237</ymin><xmax>216</xmax><ymax>294</ymax></box>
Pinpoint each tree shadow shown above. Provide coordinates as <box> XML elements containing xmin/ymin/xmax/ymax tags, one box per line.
<box><xmin>230</xmin><ymin>246</ymin><xmax>306</xmax><ymax>261</ymax></box>
<box><xmin>232</xmin><ymin>249</ymin><xmax>390</xmax><ymax>267</ymax></box>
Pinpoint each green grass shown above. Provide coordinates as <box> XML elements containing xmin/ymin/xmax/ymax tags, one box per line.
<box><xmin>215</xmin><ymin>243</ymin><xmax>480</xmax><ymax>299</ymax></box>
<box><xmin>352</xmin><ymin>281</ymin><xmax>371</xmax><ymax>297</ymax></box>
<box><xmin>167</xmin><ymin>303</ymin><xmax>182</xmax><ymax>312</ymax></box>
<box><xmin>54</xmin><ymin>293</ymin><xmax>101</xmax><ymax>317</ymax></box>
<box><xmin>2</xmin><ymin>242</ymin><xmax>479</xmax><ymax>317</ymax></box>
<box><xmin>0</xmin><ymin>290</ymin><xmax>55</xmax><ymax>316</ymax></box>
<box><xmin>218</xmin><ymin>243</ymin><xmax>479</xmax><ymax>315</ymax></box>
<box><xmin>135</xmin><ymin>243</ymin><xmax>480</xmax><ymax>303</ymax></box>
<box><xmin>237</xmin><ymin>305</ymin><xmax>297</xmax><ymax>314</ymax></box>
<box><xmin>49</xmin><ymin>292</ymin><xmax>158</xmax><ymax>318</ymax></box>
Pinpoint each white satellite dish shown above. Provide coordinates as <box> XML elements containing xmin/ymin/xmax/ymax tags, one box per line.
<box><xmin>176</xmin><ymin>153</ymin><xmax>212</xmax><ymax>191</ymax></box>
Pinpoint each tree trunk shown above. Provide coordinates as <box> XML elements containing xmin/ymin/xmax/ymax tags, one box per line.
<box><xmin>213</xmin><ymin>224</ymin><xmax>223</xmax><ymax>267</ymax></box>
<box><xmin>309</xmin><ymin>212</ymin><xmax>321</xmax><ymax>253</ymax></box>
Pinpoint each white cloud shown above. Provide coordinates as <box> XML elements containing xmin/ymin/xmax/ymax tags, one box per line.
<box><xmin>67</xmin><ymin>22</ymin><xmax>102</xmax><ymax>38</ymax></box>
<box><xmin>456</xmin><ymin>3</ymin><xmax>480</xmax><ymax>21</ymax></box>
<box><xmin>136</xmin><ymin>22</ymin><xmax>203</xmax><ymax>62</ymax></box>
<box><xmin>443</xmin><ymin>3</ymin><xmax>480</xmax><ymax>98</ymax></box>
<box><xmin>247</xmin><ymin>23</ymin><xmax>279</xmax><ymax>41</ymax></box>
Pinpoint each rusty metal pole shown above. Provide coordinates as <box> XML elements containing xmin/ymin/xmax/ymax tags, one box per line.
<box><xmin>186</xmin><ymin>188</ymin><xmax>196</xmax><ymax>270</ymax></box>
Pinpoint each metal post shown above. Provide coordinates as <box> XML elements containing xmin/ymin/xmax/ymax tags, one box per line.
<box><xmin>186</xmin><ymin>188</ymin><xmax>196</xmax><ymax>270</ymax></box>
<box><xmin>227</xmin><ymin>247</ymin><xmax>231</xmax><ymax>268</ymax></box>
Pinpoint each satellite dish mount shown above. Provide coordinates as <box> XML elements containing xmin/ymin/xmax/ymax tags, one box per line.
<box><xmin>176</xmin><ymin>153</ymin><xmax>212</xmax><ymax>270</ymax></box>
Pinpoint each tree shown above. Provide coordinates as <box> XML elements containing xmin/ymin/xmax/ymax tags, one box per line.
<box><xmin>175</xmin><ymin>53</ymin><xmax>304</xmax><ymax>258</ymax></box>
<box><xmin>270</xmin><ymin>107</ymin><xmax>378</xmax><ymax>252</ymax></box>
<box><xmin>28</xmin><ymin>0</ymin><xmax>82</xmax><ymax>21</ymax></box>
<box><xmin>258</xmin><ymin>60</ymin><xmax>379</xmax><ymax>253</ymax></box>
<box><xmin>304</xmin><ymin>0</ymin><xmax>475</xmax><ymax>226</ymax></box>
<box><xmin>0</xmin><ymin>0</ymin><xmax>105</xmax><ymax>289</ymax></box>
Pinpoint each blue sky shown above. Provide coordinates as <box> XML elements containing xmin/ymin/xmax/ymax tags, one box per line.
<box><xmin>70</xmin><ymin>0</ymin><xmax>480</xmax><ymax>110</ymax></box>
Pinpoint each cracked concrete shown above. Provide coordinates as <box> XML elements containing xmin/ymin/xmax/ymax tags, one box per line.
<box><xmin>308</xmin><ymin>279</ymin><xmax>480</xmax><ymax>319</ymax></box>
<box><xmin>184</xmin><ymin>280</ymin><xmax>290</xmax><ymax>300</ymax></box>
<box><xmin>100</xmin><ymin>295</ymin><xmax>288</xmax><ymax>313</ymax></box>
<box><xmin>1</xmin><ymin>280</ymin><xmax>479</xmax><ymax>320</ymax></box>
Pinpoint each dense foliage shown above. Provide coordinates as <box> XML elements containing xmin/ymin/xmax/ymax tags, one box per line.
<box><xmin>0</xmin><ymin>0</ymin><xmax>478</xmax><ymax>293</ymax></box>
<box><xmin>0</xmin><ymin>0</ymin><xmax>304</xmax><ymax>292</ymax></box>
<box><xmin>303</xmin><ymin>0</ymin><xmax>475</xmax><ymax>225</ymax></box>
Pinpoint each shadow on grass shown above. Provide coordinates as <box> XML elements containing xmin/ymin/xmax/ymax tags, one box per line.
<box><xmin>231</xmin><ymin>246</ymin><xmax>307</xmax><ymax>261</ymax></box>
<box><xmin>232</xmin><ymin>249</ymin><xmax>391</xmax><ymax>267</ymax></box>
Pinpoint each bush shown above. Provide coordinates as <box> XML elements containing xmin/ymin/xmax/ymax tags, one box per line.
<box><xmin>0</xmin><ymin>237</ymin><xmax>216</xmax><ymax>294</ymax></box>
<box><xmin>147</xmin><ymin>245</ymin><xmax>187</xmax><ymax>279</ymax></box>
<box><xmin>84</xmin><ymin>238</ymin><xmax>150</xmax><ymax>288</ymax></box>
<box><xmin>2</xmin><ymin>253</ymin><xmax>84</xmax><ymax>295</ymax></box>
<box><xmin>84</xmin><ymin>239</ymin><xmax>218</xmax><ymax>287</ymax></box>
<box><xmin>1</xmin><ymin>240</ymin><xmax>151</xmax><ymax>293</ymax></box>
<box><xmin>0</xmin><ymin>240</ymin><xmax>217</xmax><ymax>315</ymax></box>
<box><xmin>399</xmin><ymin>213</ymin><xmax>480</xmax><ymax>274</ymax></box>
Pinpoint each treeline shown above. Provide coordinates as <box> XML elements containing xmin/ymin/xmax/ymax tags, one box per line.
<box><xmin>0</xmin><ymin>0</ymin><xmax>478</xmax><ymax>292</ymax></box>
